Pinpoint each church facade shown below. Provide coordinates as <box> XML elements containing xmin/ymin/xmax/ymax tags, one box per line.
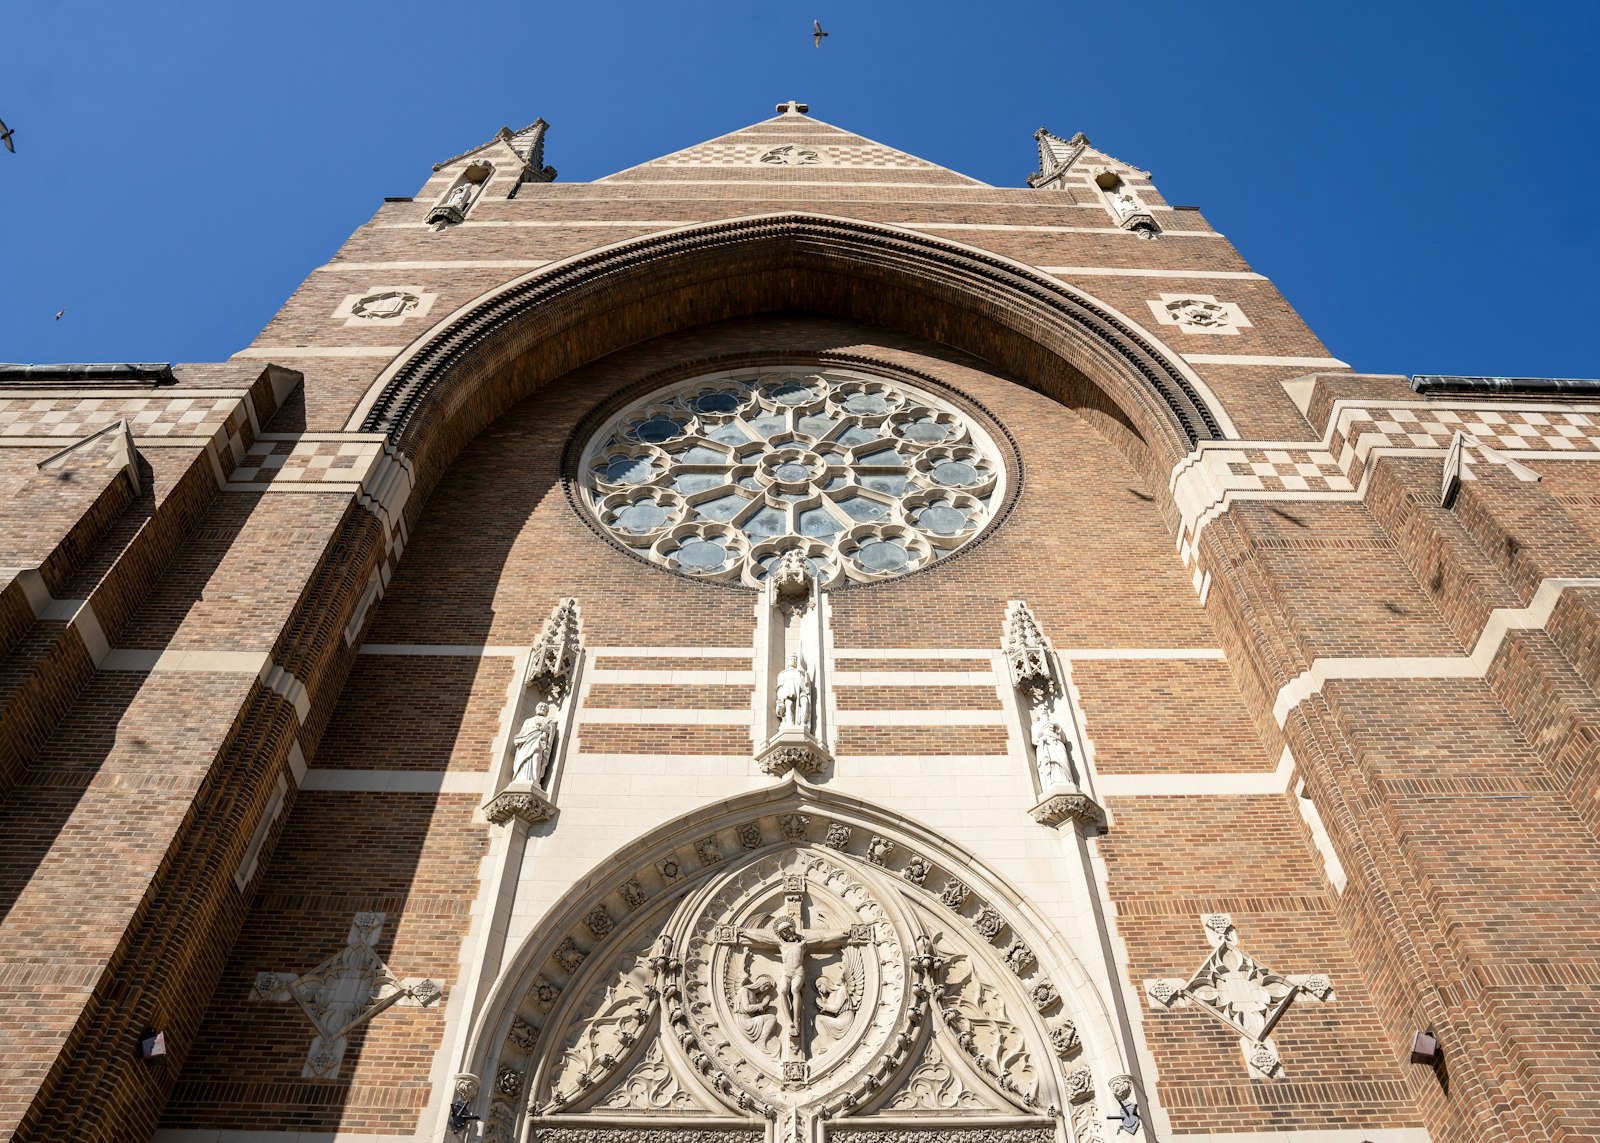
<box><xmin>2</xmin><ymin>105</ymin><xmax>1598</xmax><ymax>1143</ymax></box>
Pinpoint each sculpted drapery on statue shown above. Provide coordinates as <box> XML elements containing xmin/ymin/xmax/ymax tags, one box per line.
<box><xmin>512</xmin><ymin>702</ymin><xmax>557</xmax><ymax>787</ymax></box>
<box><xmin>1028</xmin><ymin>710</ymin><xmax>1074</xmax><ymax>790</ymax></box>
<box><xmin>774</xmin><ymin>654</ymin><xmax>814</xmax><ymax>734</ymax></box>
<box><xmin>719</xmin><ymin>894</ymin><xmax>866</xmax><ymax>1070</ymax></box>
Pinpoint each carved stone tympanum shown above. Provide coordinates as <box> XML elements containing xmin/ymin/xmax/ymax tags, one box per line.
<box><xmin>508</xmin><ymin>825</ymin><xmax>1066</xmax><ymax>1141</ymax></box>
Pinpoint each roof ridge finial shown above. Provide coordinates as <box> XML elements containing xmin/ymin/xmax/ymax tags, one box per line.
<box><xmin>775</xmin><ymin>100</ymin><xmax>810</xmax><ymax>115</ymax></box>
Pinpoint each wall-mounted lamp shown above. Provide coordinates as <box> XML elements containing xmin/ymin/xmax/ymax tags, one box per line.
<box><xmin>139</xmin><ymin>1031</ymin><xmax>167</xmax><ymax>1061</ymax></box>
<box><xmin>1409</xmin><ymin>1030</ymin><xmax>1439</xmax><ymax>1065</ymax></box>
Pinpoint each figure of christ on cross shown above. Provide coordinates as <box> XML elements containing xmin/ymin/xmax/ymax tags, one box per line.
<box><xmin>733</xmin><ymin>912</ymin><xmax>857</xmax><ymax>1065</ymax></box>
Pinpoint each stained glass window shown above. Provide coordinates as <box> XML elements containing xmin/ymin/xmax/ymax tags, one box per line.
<box><xmin>579</xmin><ymin>367</ymin><xmax>1005</xmax><ymax>585</ymax></box>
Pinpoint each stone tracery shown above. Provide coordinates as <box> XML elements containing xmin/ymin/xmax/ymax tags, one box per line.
<box><xmin>577</xmin><ymin>366</ymin><xmax>1007</xmax><ymax>586</ymax></box>
<box><xmin>462</xmin><ymin>798</ymin><xmax>1110</xmax><ymax>1143</ymax></box>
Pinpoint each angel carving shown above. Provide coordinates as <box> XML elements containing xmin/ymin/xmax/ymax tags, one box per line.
<box><xmin>813</xmin><ymin>945</ymin><xmax>864</xmax><ymax>1044</ymax></box>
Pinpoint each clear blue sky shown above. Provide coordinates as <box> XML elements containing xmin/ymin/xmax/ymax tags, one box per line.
<box><xmin>2</xmin><ymin>1</ymin><xmax>1596</xmax><ymax>378</ymax></box>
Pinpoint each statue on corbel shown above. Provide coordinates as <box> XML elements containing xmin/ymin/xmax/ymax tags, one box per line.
<box><xmin>484</xmin><ymin>597</ymin><xmax>585</xmax><ymax>826</ymax></box>
<box><xmin>1002</xmin><ymin>601</ymin><xmax>1104</xmax><ymax>828</ymax></box>
<box><xmin>755</xmin><ymin>549</ymin><xmax>833</xmax><ymax>778</ymax></box>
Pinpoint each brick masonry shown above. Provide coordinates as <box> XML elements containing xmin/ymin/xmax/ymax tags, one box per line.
<box><xmin>0</xmin><ymin>107</ymin><xmax>1594</xmax><ymax>1143</ymax></box>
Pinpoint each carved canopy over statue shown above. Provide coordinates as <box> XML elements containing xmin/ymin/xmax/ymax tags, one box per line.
<box><xmin>461</xmin><ymin>813</ymin><xmax>1107</xmax><ymax>1143</ymax></box>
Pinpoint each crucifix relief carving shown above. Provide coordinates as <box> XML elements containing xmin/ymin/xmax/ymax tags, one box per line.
<box><xmin>1144</xmin><ymin>913</ymin><xmax>1333</xmax><ymax>1079</ymax></box>
<box><xmin>251</xmin><ymin>911</ymin><xmax>443</xmax><ymax>1078</ymax></box>
<box><xmin>715</xmin><ymin>873</ymin><xmax>877</xmax><ymax>1082</ymax></box>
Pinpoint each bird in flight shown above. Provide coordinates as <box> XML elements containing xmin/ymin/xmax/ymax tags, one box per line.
<box><xmin>0</xmin><ymin>118</ymin><xmax>14</xmax><ymax>154</ymax></box>
<box><xmin>812</xmin><ymin>19</ymin><xmax>828</xmax><ymax>47</ymax></box>
<box><xmin>54</xmin><ymin>309</ymin><xmax>64</xmax><ymax>321</ymax></box>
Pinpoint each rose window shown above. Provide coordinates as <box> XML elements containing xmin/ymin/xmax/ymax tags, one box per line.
<box><xmin>577</xmin><ymin>366</ymin><xmax>1007</xmax><ymax>585</ymax></box>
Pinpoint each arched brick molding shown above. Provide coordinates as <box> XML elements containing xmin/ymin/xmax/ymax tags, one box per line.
<box><xmin>346</xmin><ymin>215</ymin><xmax>1232</xmax><ymax>514</ymax></box>
<box><xmin>449</xmin><ymin>778</ymin><xmax>1137</xmax><ymax>1139</ymax></box>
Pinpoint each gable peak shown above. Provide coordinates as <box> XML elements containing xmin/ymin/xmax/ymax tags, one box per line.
<box><xmin>432</xmin><ymin>118</ymin><xmax>556</xmax><ymax>184</ymax></box>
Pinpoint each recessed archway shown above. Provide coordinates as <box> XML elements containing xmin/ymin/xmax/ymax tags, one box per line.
<box><xmin>450</xmin><ymin>779</ymin><xmax>1133</xmax><ymax>1140</ymax></box>
<box><xmin>347</xmin><ymin>215</ymin><xmax>1234</xmax><ymax>516</ymax></box>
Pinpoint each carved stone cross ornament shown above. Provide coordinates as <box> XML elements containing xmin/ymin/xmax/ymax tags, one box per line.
<box><xmin>1144</xmin><ymin>914</ymin><xmax>1332</xmax><ymax>1078</ymax></box>
<box><xmin>251</xmin><ymin>912</ymin><xmax>443</xmax><ymax>1078</ymax></box>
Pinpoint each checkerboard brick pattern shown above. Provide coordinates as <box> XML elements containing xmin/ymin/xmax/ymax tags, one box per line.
<box><xmin>228</xmin><ymin>436</ymin><xmax>383</xmax><ymax>484</ymax></box>
<box><xmin>0</xmin><ymin>394</ymin><xmax>242</xmax><ymax>438</ymax></box>
<box><xmin>1333</xmin><ymin>403</ymin><xmax>1600</xmax><ymax>482</ymax></box>
<box><xmin>3</xmin><ymin>106</ymin><xmax>1599</xmax><ymax>1143</ymax></box>
<box><xmin>652</xmin><ymin>142</ymin><xmax>945</xmax><ymax>169</ymax></box>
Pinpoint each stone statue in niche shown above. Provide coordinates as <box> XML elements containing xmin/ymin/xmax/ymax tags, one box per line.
<box><xmin>512</xmin><ymin>702</ymin><xmax>557</xmax><ymax>787</ymax></box>
<box><xmin>774</xmin><ymin>654</ymin><xmax>814</xmax><ymax>733</ymax></box>
<box><xmin>447</xmin><ymin>179</ymin><xmax>480</xmax><ymax>213</ymax></box>
<box><xmin>1029</xmin><ymin>708</ymin><xmax>1075</xmax><ymax>790</ymax></box>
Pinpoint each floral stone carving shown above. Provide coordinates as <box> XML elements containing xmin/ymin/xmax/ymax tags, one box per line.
<box><xmin>1029</xmin><ymin>790</ymin><xmax>1104</xmax><ymax>828</ymax></box>
<box><xmin>484</xmin><ymin>785</ymin><xmax>557</xmax><ymax>827</ymax></box>
<box><xmin>520</xmin><ymin>837</ymin><xmax>1066</xmax><ymax>1137</ymax></box>
<box><xmin>1144</xmin><ymin>914</ymin><xmax>1333</xmax><ymax>1079</ymax></box>
<box><xmin>250</xmin><ymin>912</ymin><xmax>443</xmax><ymax>1078</ymax></box>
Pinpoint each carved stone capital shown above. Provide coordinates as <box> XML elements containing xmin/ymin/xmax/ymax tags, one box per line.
<box><xmin>484</xmin><ymin>783</ymin><xmax>557</xmax><ymax>826</ymax></box>
<box><xmin>1029</xmin><ymin>789</ymin><xmax>1104</xmax><ymax>828</ymax></box>
<box><xmin>756</xmin><ymin>728</ymin><xmax>831</xmax><ymax>777</ymax></box>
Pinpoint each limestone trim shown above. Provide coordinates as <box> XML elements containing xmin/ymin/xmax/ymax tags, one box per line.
<box><xmin>97</xmin><ymin>648</ymin><xmax>312</xmax><ymax>722</ymax></box>
<box><xmin>907</xmin><ymin>222</ymin><xmax>1224</xmax><ymax>237</ymax></box>
<box><xmin>1271</xmin><ymin>576</ymin><xmax>1600</xmax><ymax>727</ymax></box>
<box><xmin>358</xmin><ymin>643</ymin><xmax>527</xmax><ymax>657</ymax></box>
<box><xmin>1181</xmin><ymin>354</ymin><xmax>1350</xmax><ymax>367</ymax></box>
<box><xmin>144</xmin><ymin>1131</ymin><xmax>1421</xmax><ymax>1143</ymax></box>
<box><xmin>579</xmin><ymin>709</ymin><xmax>751</xmax><ymax>725</ymax></box>
<box><xmin>449</xmin><ymin>780</ymin><xmax>1138</xmax><ymax>1139</ymax></box>
<box><xmin>316</xmin><ymin>259</ymin><xmax>553</xmax><ymax>271</ymax></box>
<box><xmin>484</xmin><ymin>599</ymin><xmax>587</xmax><ymax>826</ymax></box>
<box><xmin>1167</xmin><ymin>400</ymin><xmax>1600</xmax><ymax>595</ymax></box>
<box><xmin>345</xmin><ymin>213</ymin><xmax>1234</xmax><ymax>451</ymax></box>
<box><xmin>233</xmin><ymin>346</ymin><xmax>406</xmax><ymax>358</ymax></box>
<box><xmin>1143</xmin><ymin>914</ymin><xmax>1333</xmax><ymax>1080</ymax></box>
<box><xmin>300</xmin><ymin>769</ymin><xmax>489</xmax><ymax>794</ymax></box>
<box><xmin>1038</xmin><ymin>267</ymin><xmax>1268</xmax><ymax>280</ymax></box>
<box><xmin>832</xmin><ymin>711</ymin><xmax>1009</xmax><ymax>726</ymax></box>
<box><xmin>332</xmin><ymin>287</ymin><xmax>438</xmax><ymax>327</ymax></box>
<box><xmin>588</xmin><ymin>668</ymin><xmax>757</xmax><ymax>685</ymax></box>
<box><xmin>594</xmin><ymin>111</ymin><xmax>989</xmax><ymax>188</ymax></box>
<box><xmin>251</xmin><ymin>911</ymin><xmax>445</xmax><ymax>1079</ymax></box>
<box><xmin>1147</xmin><ymin>295</ymin><xmax>1252</xmax><ymax>337</ymax></box>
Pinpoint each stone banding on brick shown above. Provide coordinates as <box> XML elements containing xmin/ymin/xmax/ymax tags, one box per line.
<box><xmin>348</xmin><ymin>214</ymin><xmax>1231</xmax><ymax>461</ymax></box>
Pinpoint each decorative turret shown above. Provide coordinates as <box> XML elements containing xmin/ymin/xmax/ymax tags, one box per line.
<box><xmin>1027</xmin><ymin>127</ymin><xmax>1088</xmax><ymax>190</ymax></box>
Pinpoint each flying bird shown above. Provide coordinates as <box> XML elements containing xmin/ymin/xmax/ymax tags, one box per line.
<box><xmin>812</xmin><ymin>19</ymin><xmax>828</xmax><ymax>47</ymax></box>
<box><xmin>0</xmin><ymin>118</ymin><xmax>13</xmax><ymax>154</ymax></box>
<box><xmin>54</xmin><ymin>309</ymin><xmax>64</xmax><ymax>321</ymax></box>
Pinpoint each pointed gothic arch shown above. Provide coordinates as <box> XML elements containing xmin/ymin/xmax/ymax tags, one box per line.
<box><xmin>452</xmin><ymin>779</ymin><xmax>1132</xmax><ymax>1143</ymax></box>
<box><xmin>346</xmin><ymin>214</ymin><xmax>1234</xmax><ymax>510</ymax></box>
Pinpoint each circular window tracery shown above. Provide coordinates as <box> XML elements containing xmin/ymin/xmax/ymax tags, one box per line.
<box><xmin>578</xmin><ymin>366</ymin><xmax>1008</xmax><ymax>586</ymax></box>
